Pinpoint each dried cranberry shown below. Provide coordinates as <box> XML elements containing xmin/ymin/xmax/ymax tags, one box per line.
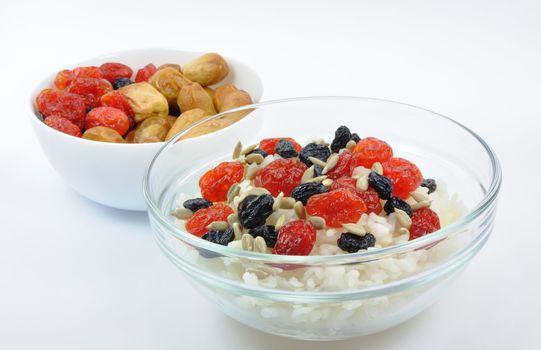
<box><xmin>254</xmin><ymin>158</ymin><xmax>307</xmax><ymax>196</ymax></box>
<box><xmin>352</xmin><ymin>137</ymin><xmax>393</xmax><ymax>168</ymax></box>
<box><xmin>85</xmin><ymin>107</ymin><xmax>130</xmax><ymax>136</ymax></box>
<box><xmin>382</xmin><ymin>157</ymin><xmax>423</xmax><ymax>199</ymax></box>
<box><xmin>44</xmin><ymin>115</ymin><xmax>82</xmax><ymax>137</ymax></box>
<box><xmin>259</xmin><ymin>137</ymin><xmax>302</xmax><ymax>155</ymax></box>
<box><xmin>410</xmin><ymin>207</ymin><xmax>441</xmax><ymax>240</ymax></box>
<box><xmin>199</xmin><ymin>161</ymin><xmax>245</xmax><ymax>202</ymax></box>
<box><xmin>306</xmin><ymin>188</ymin><xmax>367</xmax><ymax>228</ymax></box>
<box><xmin>67</xmin><ymin>76</ymin><xmax>112</xmax><ymax>108</ymax></box>
<box><xmin>36</xmin><ymin>89</ymin><xmax>86</xmax><ymax>129</ymax></box>
<box><xmin>135</xmin><ymin>63</ymin><xmax>157</xmax><ymax>83</ymax></box>
<box><xmin>99</xmin><ymin>62</ymin><xmax>133</xmax><ymax>84</ymax></box>
<box><xmin>273</xmin><ymin>220</ymin><xmax>316</xmax><ymax>256</ymax></box>
<box><xmin>185</xmin><ymin>203</ymin><xmax>234</xmax><ymax>237</ymax></box>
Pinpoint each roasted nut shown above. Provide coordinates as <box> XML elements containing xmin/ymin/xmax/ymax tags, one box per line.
<box><xmin>120</xmin><ymin>82</ymin><xmax>168</xmax><ymax>123</ymax></box>
<box><xmin>182</xmin><ymin>53</ymin><xmax>229</xmax><ymax>86</ymax></box>
<box><xmin>125</xmin><ymin>130</ymin><xmax>136</xmax><ymax>143</ymax></box>
<box><xmin>213</xmin><ymin>84</ymin><xmax>253</xmax><ymax>121</ymax></box>
<box><xmin>204</xmin><ymin>87</ymin><xmax>215</xmax><ymax>100</ymax></box>
<box><xmin>167</xmin><ymin>115</ymin><xmax>178</xmax><ymax>128</ymax></box>
<box><xmin>134</xmin><ymin>116</ymin><xmax>170</xmax><ymax>143</ymax></box>
<box><xmin>157</xmin><ymin>63</ymin><xmax>182</xmax><ymax>72</ymax></box>
<box><xmin>165</xmin><ymin>108</ymin><xmax>209</xmax><ymax>141</ymax></box>
<box><xmin>148</xmin><ymin>67</ymin><xmax>192</xmax><ymax>104</ymax></box>
<box><xmin>82</xmin><ymin>126</ymin><xmax>125</xmax><ymax>143</ymax></box>
<box><xmin>177</xmin><ymin>82</ymin><xmax>217</xmax><ymax>115</ymax></box>
<box><xmin>180</xmin><ymin>116</ymin><xmax>236</xmax><ymax>140</ymax></box>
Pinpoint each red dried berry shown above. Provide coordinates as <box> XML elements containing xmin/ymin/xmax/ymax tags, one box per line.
<box><xmin>185</xmin><ymin>203</ymin><xmax>234</xmax><ymax>237</ymax></box>
<box><xmin>352</xmin><ymin>137</ymin><xmax>393</xmax><ymax>169</ymax></box>
<box><xmin>100</xmin><ymin>91</ymin><xmax>135</xmax><ymax>129</ymax></box>
<box><xmin>306</xmin><ymin>188</ymin><xmax>367</xmax><ymax>228</ymax></box>
<box><xmin>409</xmin><ymin>207</ymin><xmax>441</xmax><ymax>240</ymax></box>
<box><xmin>329</xmin><ymin>176</ymin><xmax>357</xmax><ymax>191</ymax></box>
<box><xmin>135</xmin><ymin>63</ymin><xmax>157</xmax><ymax>83</ymax></box>
<box><xmin>53</xmin><ymin>66</ymin><xmax>103</xmax><ymax>90</ymax></box>
<box><xmin>259</xmin><ymin>137</ymin><xmax>302</xmax><ymax>155</ymax></box>
<box><xmin>44</xmin><ymin>115</ymin><xmax>82</xmax><ymax>137</ymax></box>
<box><xmin>330</xmin><ymin>177</ymin><xmax>382</xmax><ymax>214</ymax></box>
<box><xmin>199</xmin><ymin>161</ymin><xmax>245</xmax><ymax>202</ymax></box>
<box><xmin>254</xmin><ymin>158</ymin><xmax>307</xmax><ymax>196</ymax></box>
<box><xmin>99</xmin><ymin>62</ymin><xmax>133</xmax><ymax>84</ymax></box>
<box><xmin>273</xmin><ymin>220</ymin><xmax>316</xmax><ymax>256</ymax></box>
<box><xmin>73</xmin><ymin>66</ymin><xmax>103</xmax><ymax>79</ymax></box>
<box><xmin>85</xmin><ymin>107</ymin><xmax>130</xmax><ymax>136</ymax></box>
<box><xmin>36</xmin><ymin>89</ymin><xmax>87</xmax><ymax>129</ymax></box>
<box><xmin>67</xmin><ymin>76</ymin><xmax>112</xmax><ymax>108</ymax></box>
<box><xmin>382</xmin><ymin>157</ymin><xmax>423</xmax><ymax>199</ymax></box>
<box><xmin>326</xmin><ymin>150</ymin><xmax>357</xmax><ymax>180</ymax></box>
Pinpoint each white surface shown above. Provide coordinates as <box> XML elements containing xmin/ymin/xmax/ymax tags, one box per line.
<box><xmin>1</xmin><ymin>0</ymin><xmax>540</xmax><ymax>349</ymax></box>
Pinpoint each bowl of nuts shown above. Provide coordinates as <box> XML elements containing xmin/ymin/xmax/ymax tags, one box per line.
<box><xmin>29</xmin><ymin>48</ymin><xmax>263</xmax><ymax>210</ymax></box>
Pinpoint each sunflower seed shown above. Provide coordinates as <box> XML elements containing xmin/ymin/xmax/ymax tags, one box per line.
<box><xmin>253</xmin><ymin>236</ymin><xmax>267</xmax><ymax>253</ymax></box>
<box><xmin>398</xmin><ymin>227</ymin><xmax>410</xmax><ymax>237</ymax></box>
<box><xmin>227</xmin><ymin>213</ymin><xmax>239</xmax><ymax>225</ymax></box>
<box><xmin>410</xmin><ymin>191</ymin><xmax>429</xmax><ymax>203</ymax></box>
<box><xmin>280</xmin><ymin>197</ymin><xmax>296</xmax><ymax>209</ymax></box>
<box><xmin>245</xmin><ymin>153</ymin><xmax>265</xmax><ymax>165</ymax></box>
<box><xmin>232</xmin><ymin>222</ymin><xmax>243</xmax><ymax>240</ymax></box>
<box><xmin>322</xmin><ymin>179</ymin><xmax>333</xmax><ymax>187</ymax></box>
<box><xmin>301</xmin><ymin>166</ymin><xmax>315</xmax><ymax>183</ymax></box>
<box><xmin>346</xmin><ymin>140</ymin><xmax>357</xmax><ymax>151</ymax></box>
<box><xmin>394</xmin><ymin>208</ymin><xmax>412</xmax><ymax>229</ymax></box>
<box><xmin>206</xmin><ymin>221</ymin><xmax>229</xmax><ymax>231</ymax></box>
<box><xmin>308</xmin><ymin>156</ymin><xmax>327</xmax><ymax>167</ymax></box>
<box><xmin>305</xmin><ymin>175</ymin><xmax>327</xmax><ymax>183</ymax></box>
<box><xmin>275</xmin><ymin>214</ymin><xmax>286</xmax><ymax>230</ymax></box>
<box><xmin>232</xmin><ymin>141</ymin><xmax>242</xmax><ymax>159</ymax></box>
<box><xmin>246</xmin><ymin>187</ymin><xmax>271</xmax><ymax>196</ymax></box>
<box><xmin>240</xmin><ymin>143</ymin><xmax>258</xmax><ymax>155</ymax></box>
<box><xmin>356</xmin><ymin>175</ymin><xmax>369</xmax><ymax>191</ymax></box>
<box><xmin>294</xmin><ymin>201</ymin><xmax>306</xmax><ymax>219</ymax></box>
<box><xmin>245</xmin><ymin>165</ymin><xmax>258</xmax><ymax>180</ymax></box>
<box><xmin>411</xmin><ymin>200</ymin><xmax>431</xmax><ymax>210</ymax></box>
<box><xmin>308</xmin><ymin>216</ymin><xmax>326</xmax><ymax>229</ymax></box>
<box><xmin>342</xmin><ymin>223</ymin><xmax>366</xmax><ymax>236</ymax></box>
<box><xmin>371</xmin><ymin>162</ymin><xmax>383</xmax><ymax>175</ymax></box>
<box><xmin>170</xmin><ymin>208</ymin><xmax>193</xmax><ymax>220</ymax></box>
<box><xmin>227</xmin><ymin>183</ymin><xmax>240</xmax><ymax>202</ymax></box>
<box><xmin>273</xmin><ymin>192</ymin><xmax>284</xmax><ymax>211</ymax></box>
<box><xmin>322</xmin><ymin>154</ymin><xmax>339</xmax><ymax>175</ymax></box>
<box><xmin>241</xmin><ymin>233</ymin><xmax>254</xmax><ymax>251</ymax></box>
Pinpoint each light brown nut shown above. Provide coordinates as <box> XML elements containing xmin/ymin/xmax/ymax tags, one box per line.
<box><xmin>301</xmin><ymin>166</ymin><xmax>315</xmax><ymax>183</ymax></box>
<box><xmin>171</xmin><ymin>208</ymin><xmax>193</xmax><ymax>220</ymax></box>
<box><xmin>232</xmin><ymin>141</ymin><xmax>242</xmax><ymax>159</ymax></box>
<box><xmin>165</xmin><ymin>108</ymin><xmax>208</xmax><ymax>141</ymax></box>
<box><xmin>158</xmin><ymin>63</ymin><xmax>182</xmax><ymax>72</ymax></box>
<box><xmin>280</xmin><ymin>197</ymin><xmax>296</xmax><ymax>209</ymax></box>
<box><xmin>322</xmin><ymin>154</ymin><xmax>339</xmax><ymax>175</ymax></box>
<box><xmin>148</xmin><ymin>67</ymin><xmax>192</xmax><ymax>104</ymax></box>
<box><xmin>342</xmin><ymin>223</ymin><xmax>366</xmax><ymax>236</ymax></box>
<box><xmin>206</xmin><ymin>221</ymin><xmax>229</xmax><ymax>231</ymax></box>
<box><xmin>167</xmin><ymin>115</ymin><xmax>178</xmax><ymax>128</ymax></box>
<box><xmin>308</xmin><ymin>216</ymin><xmax>326</xmax><ymax>230</ymax></box>
<box><xmin>245</xmin><ymin>153</ymin><xmax>264</xmax><ymax>165</ymax></box>
<box><xmin>82</xmin><ymin>126</ymin><xmax>125</xmax><ymax>143</ymax></box>
<box><xmin>294</xmin><ymin>201</ymin><xmax>306</xmax><ymax>219</ymax></box>
<box><xmin>180</xmin><ymin>116</ymin><xmax>235</xmax><ymax>140</ymax></box>
<box><xmin>134</xmin><ymin>116</ymin><xmax>170</xmax><ymax>143</ymax></box>
<box><xmin>241</xmin><ymin>233</ymin><xmax>254</xmax><ymax>251</ymax></box>
<box><xmin>245</xmin><ymin>165</ymin><xmax>259</xmax><ymax>180</ymax></box>
<box><xmin>227</xmin><ymin>183</ymin><xmax>240</xmax><ymax>203</ymax></box>
<box><xmin>182</xmin><ymin>53</ymin><xmax>229</xmax><ymax>87</ymax></box>
<box><xmin>124</xmin><ymin>130</ymin><xmax>136</xmax><ymax>143</ymax></box>
<box><xmin>411</xmin><ymin>200</ymin><xmax>431</xmax><ymax>211</ymax></box>
<box><xmin>371</xmin><ymin>162</ymin><xmax>383</xmax><ymax>175</ymax></box>
<box><xmin>274</xmin><ymin>214</ymin><xmax>286</xmax><ymax>230</ymax></box>
<box><xmin>203</xmin><ymin>87</ymin><xmax>215</xmax><ymax>100</ymax></box>
<box><xmin>227</xmin><ymin>213</ymin><xmax>239</xmax><ymax>225</ymax></box>
<box><xmin>120</xmin><ymin>82</ymin><xmax>169</xmax><ymax>123</ymax></box>
<box><xmin>394</xmin><ymin>208</ymin><xmax>412</xmax><ymax>229</ymax></box>
<box><xmin>322</xmin><ymin>179</ymin><xmax>333</xmax><ymax>187</ymax></box>
<box><xmin>213</xmin><ymin>84</ymin><xmax>253</xmax><ymax>121</ymax></box>
<box><xmin>232</xmin><ymin>222</ymin><xmax>243</xmax><ymax>240</ymax></box>
<box><xmin>177</xmin><ymin>82</ymin><xmax>217</xmax><ymax>116</ymax></box>
<box><xmin>253</xmin><ymin>236</ymin><xmax>267</xmax><ymax>253</ymax></box>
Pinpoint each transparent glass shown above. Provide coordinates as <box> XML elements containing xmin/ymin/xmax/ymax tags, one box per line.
<box><xmin>144</xmin><ymin>97</ymin><xmax>501</xmax><ymax>340</ymax></box>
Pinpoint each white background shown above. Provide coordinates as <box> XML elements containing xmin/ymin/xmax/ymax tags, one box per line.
<box><xmin>1</xmin><ymin>0</ymin><xmax>540</xmax><ymax>349</ymax></box>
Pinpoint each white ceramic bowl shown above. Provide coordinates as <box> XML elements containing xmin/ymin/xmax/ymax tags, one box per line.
<box><xmin>28</xmin><ymin>48</ymin><xmax>263</xmax><ymax>211</ymax></box>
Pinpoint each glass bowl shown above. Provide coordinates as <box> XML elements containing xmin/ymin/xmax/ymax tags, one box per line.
<box><xmin>143</xmin><ymin>97</ymin><xmax>501</xmax><ymax>340</ymax></box>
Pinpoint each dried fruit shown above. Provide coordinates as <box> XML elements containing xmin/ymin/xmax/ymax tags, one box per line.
<box><xmin>409</xmin><ymin>207</ymin><xmax>441</xmax><ymax>240</ymax></box>
<box><xmin>246</xmin><ymin>148</ymin><xmax>269</xmax><ymax>158</ymax></box>
<box><xmin>273</xmin><ymin>220</ymin><xmax>316</xmax><ymax>255</ymax></box>
<box><xmin>54</xmin><ymin>66</ymin><xmax>102</xmax><ymax>90</ymax></box>
<box><xmin>237</xmin><ymin>194</ymin><xmax>274</xmax><ymax>229</ymax></box>
<box><xmin>368</xmin><ymin>171</ymin><xmax>393</xmax><ymax>200</ymax></box>
<box><xmin>199</xmin><ymin>161</ymin><xmax>245</xmax><ymax>202</ymax></box>
<box><xmin>382</xmin><ymin>157</ymin><xmax>423</xmax><ymax>199</ymax></box>
<box><xmin>299</xmin><ymin>143</ymin><xmax>331</xmax><ymax>166</ymax></box>
<box><xmin>329</xmin><ymin>176</ymin><xmax>356</xmax><ymax>192</ymax></box>
<box><xmin>67</xmin><ymin>76</ymin><xmax>113</xmax><ymax>108</ymax></box>
<box><xmin>113</xmin><ymin>78</ymin><xmax>133</xmax><ymax>90</ymax></box>
<box><xmin>358</xmin><ymin>188</ymin><xmax>383</xmax><ymax>215</ymax></box>
<box><xmin>421</xmin><ymin>178</ymin><xmax>437</xmax><ymax>194</ymax></box>
<box><xmin>291</xmin><ymin>182</ymin><xmax>328</xmax><ymax>205</ymax></box>
<box><xmin>259</xmin><ymin>138</ymin><xmax>302</xmax><ymax>155</ymax></box>
<box><xmin>82</xmin><ymin>126</ymin><xmax>125</xmax><ymax>143</ymax></box>
<box><xmin>183</xmin><ymin>198</ymin><xmax>213</xmax><ymax>212</ymax></box>
<box><xmin>330</xmin><ymin>125</ymin><xmax>352</xmax><ymax>153</ymax></box>
<box><xmin>135</xmin><ymin>63</ymin><xmax>157</xmax><ymax>83</ymax></box>
<box><xmin>306</xmin><ymin>188</ymin><xmax>367</xmax><ymax>227</ymax></box>
<box><xmin>254</xmin><ymin>158</ymin><xmax>307</xmax><ymax>196</ymax></box>
<box><xmin>352</xmin><ymin>137</ymin><xmax>393</xmax><ymax>168</ymax></box>
<box><xmin>36</xmin><ymin>89</ymin><xmax>87</xmax><ymax>129</ymax></box>
<box><xmin>186</xmin><ymin>203</ymin><xmax>234</xmax><ymax>237</ymax></box>
<box><xmin>99</xmin><ymin>91</ymin><xmax>135</xmax><ymax>128</ymax></box>
<box><xmin>183</xmin><ymin>53</ymin><xmax>229</xmax><ymax>86</ymax></box>
<box><xmin>384</xmin><ymin>196</ymin><xmax>413</xmax><ymax>217</ymax></box>
<box><xmin>99</xmin><ymin>63</ymin><xmax>133</xmax><ymax>84</ymax></box>
<box><xmin>120</xmin><ymin>82</ymin><xmax>169</xmax><ymax>123</ymax></box>
<box><xmin>44</xmin><ymin>115</ymin><xmax>82</xmax><ymax>137</ymax></box>
<box><xmin>134</xmin><ymin>116</ymin><xmax>170</xmax><ymax>143</ymax></box>
<box><xmin>85</xmin><ymin>106</ymin><xmax>130</xmax><ymax>136</ymax></box>
<box><xmin>177</xmin><ymin>82</ymin><xmax>216</xmax><ymax>115</ymax></box>
<box><xmin>165</xmin><ymin>108</ymin><xmax>208</xmax><ymax>141</ymax></box>
<box><xmin>313</xmin><ymin>164</ymin><xmax>324</xmax><ymax>177</ymax></box>
<box><xmin>275</xmin><ymin>139</ymin><xmax>298</xmax><ymax>158</ymax></box>
<box><xmin>249</xmin><ymin>225</ymin><xmax>278</xmax><ymax>247</ymax></box>
<box><xmin>202</xmin><ymin>227</ymin><xmax>235</xmax><ymax>246</ymax></box>
<box><xmin>325</xmin><ymin>150</ymin><xmax>356</xmax><ymax>180</ymax></box>
<box><xmin>337</xmin><ymin>232</ymin><xmax>376</xmax><ymax>253</ymax></box>
<box><xmin>213</xmin><ymin>84</ymin><xmax>253</xmax><ymax>121</ymax></box>
<box><xmin>350</xmin><ymin>133</ymin><xmax>361</xmax><ymax>143</ymax></box>
<box><xmin>148</xmin><ymin>67</ymin><xmax>191</xmax><ymax>104</ymax></box>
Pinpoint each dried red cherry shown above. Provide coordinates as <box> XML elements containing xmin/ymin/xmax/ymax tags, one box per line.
<box><xmin>259</xmin><ymin>137</ymin><xmax>302</xmax><ymax>155</ymax></box>
<box><xmin>185</xmin><ymin>203</ymin><xmax>234</xmax><ymax>237</ymax></box>
<box><xmin>44</xmin><ymin>115</ymin><xmax>82</xmax><ymax>137</ymax></box>
<box><xmin>135</xmin><ymin>63</ymin><xmax>157</xmax><ymax>83</ymax></box>
<box><xmin>409</xmin><ymin>207</ymin><xmax>440</xmax><ymax>240</ymax></box>
<box><xmin>382</xmin><ymin>157</ymin><xmax>423</xmax><ymax>199</ymax></box>
<box><xmin>199</xmin><ymin>161</ymin><xmax>245</xmax><ymax>202</ymax></box>
<box><xmin>352</xmin><ymin>137</ymin><xmax>393</xmax><ymax>169</ymax></box>
<box><xmin>306</xmin><ymin>188</ymin><xmax>367</xmax><ymax>227</ymax></box>
<box><xmin>100</xmin><ymin>91</ymin><xmax>135</xmax><ymax>128</ymax></box>
<box><xmin>99</xmin><ymin>62</ymin><xmax>133</xmax><ymax>84</ymax></box>
<box><xmin>53</xmin><ymin>66</ymin><xmax>102</xmax><ymax>90</ymax></box>
<box><xmin>85</xmin><ymin>107</ymin><xmax>130</xmax><ymax>136</ymax></box>
<box><xmin>273</xmin><ymin>220</ymin><xmax>316</xmax><ymax>256</ymax></box>
<box><xmin>254</xmin><ymin>158</ymin><xmax>307</xmax><ymax>196</ymax></box>
<box><xmin>329</xmin><ymin>177</ymin><xmax>382</xmax><ymax>214</ymax></box>
<box><xmin>326</xmin><ymin>150</ymin><xmax>357</xmax><ymax>180</ymax></box>
<box><xmin>67</xmin><ymin>76</ymin><xmax>112</xmax><ymax>108</ymax></box>
<box><xmin>36</xmin><ymin>89</ymin><xmax>87</xmax><ymax>129</ymax></box>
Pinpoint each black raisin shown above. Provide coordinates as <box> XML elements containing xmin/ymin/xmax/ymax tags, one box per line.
<box><xmin>368</xmin><ymin>172</ymin><xmax>393</xmax><ymax>200</ymax></box>
<box><xmin>183</xmin><ymin>198</ymin><xmax>213</xmax><ymax>212</ymax></box>
<box><xmin>291</xmin><ymin>182</ymin><xmax>328</xmax><ymax>205</ymax></box>
<box><xmin>249</xmin><ymin>225</ymin><xmax>278</xmax><ymax>247</ymax></box>
<box><xmin>238</xmin><ymin>194</ymin><xmax>274</xmax><ymax>229</ymax></box>
<box><xmin>384</xmin><ymin>197</ymin><xmax>413</xmax><ymax>217</ymax></box>
<box><xmin>313</xmin><ymin>164</ymin><xmax>324</xmax><ymax>177</ymax></box>
<box><xmin>330</xmin><ymin>125</ymin><xmax>352</xmax><ymax>153</ymax></box>
<box><xmin>202</xmin><ymin>227</ymin><xmax>235</xmax><ymax>246</ymax></box>
<box><xmin>275</xmin><ymin>139</ymin><xmax>298</xmax><ymax>158</ymax></box>
<box><xmin>299</xmin><ymin>143</ymin><xmax>331</xmax><ymax>166</ymax></box>
<box><xmin>113</xmin><ymin>77</ymin><xmax>133</xmax><ymax>89</ymax></box>
<box><xmin>337</xmin><ymin>233</ymin><xmax>376</xmax><ymax>253</ymax></box>
<box><xmin>350</xmin><ymin>133</ymin><xmax>361</xmax><ymax>143</ymax></box>
<box><xmin>247</xmin><ymin>148</ymin><xmax>269</xmax><ymax>158</ymax></box>
<box><xmin>421</xmin><ymin>178</ymin><xmax>437</xmax><ymax>194</ymax></box>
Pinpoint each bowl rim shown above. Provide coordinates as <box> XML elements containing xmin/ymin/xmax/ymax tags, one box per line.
<box><xmin>27</xmin><ymin>47</ymin><xmax>264</xmax><ymax>148</ymax></box>
<box><xmin>143</xmin><ymin>96</ymin><xmax>502</xmax><ymax>264</ymax></box>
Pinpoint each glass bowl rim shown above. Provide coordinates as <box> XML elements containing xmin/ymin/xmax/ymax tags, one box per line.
<box><xmin>143</xmin><ymin>96</ymin><xmax>502</xmax><ymax>264</ymax></box>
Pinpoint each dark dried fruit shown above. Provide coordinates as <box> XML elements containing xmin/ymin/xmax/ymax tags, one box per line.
<box><xmin>291</xmin><ymin>182</ymin><xmax>328</xmax><ymax>205</ymax></box>
<box><xmin>350</xmin><ymin>133</ymin><xmax>361</xmax><ymax>143</ymax></box>
<box><xmin>259</xmin><ymin>137</ymin><xmax>302</xmax><ymax>155</ymax></box>
<box><xmin>183</xmin><ymin>198</ymin><xmax>213</xmax><ymax>212</ymax></box>
<box><xmin>330</xmin><ymin>125</ymin><xmax>352</xmax><ymax>153</ymax></box>
<box><xmin>368</xmin><ymin>171</ymin><xmax>393</xmax><ymax>200</ymax></box>
<box><xmin>337</xmin><ymin>232</ymin><xmax>376</xmax><ymax>253</ymax></box>
<box><xmin>249</xmin><ymin>225</ymin><xmax>278</xmax><ymax>247</ymax></box>
<box><xmin>275</xmin><ymin>139</ymin><xmax>298</xmax><ymax>158</ymax></box>
<box><xmin>238</xmin><ymin>194</ymin><xmax>274</xmax><ymax>229</ymax></box>
<box><xmin>247</xmin><ymin>148</ymin><xmax>269</xmax><ymax>158</ymax></box>
<box><xmin>202</xmin><ymin>227</ymin><xmax>235</xmax><ymax>246</ymax></box>
<box><xmin>299</xmin><ymin>143</ymin><xmax>331</xmax><ymax>166</ymax></box>
<box><xmin>421</xmin><ymin>178</ymin><xmax>437</xmax><ymax>194</ymax></box>
<box><xmin>113</xmin><ymin>77</ymin><xmax>134</xmax><ymax>89</ymax></box>
<box><xmin>384</xmin><ymin>196</ymin><xmax>413</xmax><ymax>217</ymax></box>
